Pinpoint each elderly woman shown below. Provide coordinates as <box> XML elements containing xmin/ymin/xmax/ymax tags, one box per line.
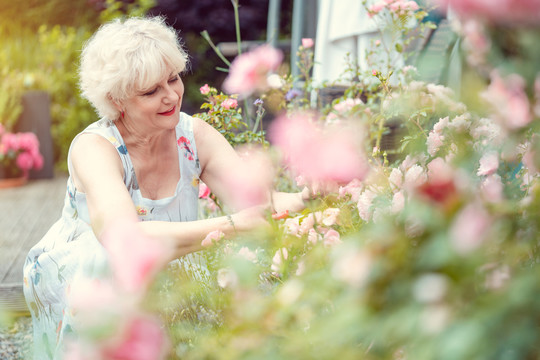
<box><xmin>23</xmin><ymin>16</ymin><xmax>305</xmax><ymax>358</ymax></box>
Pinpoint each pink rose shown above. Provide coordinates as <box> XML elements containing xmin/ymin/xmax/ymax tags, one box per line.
<box><xmin>391</xmin><ymin>191</ymin><xmax>405</xmax><ymax>213</ymax></box>
<box><xmin>338</xmin><ymin>178</ymin><xmax>363</xmax><ymax>202</ymax></box>
<box><xmin>223</xmin><ymin>145</ymin><xmax>274</xmax><ymax>210</ymax></box>
<box><xmin>102</xmin><ymin>315</ymin><xmax>170</xmax><ymax>360</ymax></box>
<box><xmin>307</xmin><ymin>228</ymin><xmax>320</xmax><ymax>245</ymax></box>
<box><xmin>357</xmin><ymin>188</ymin><xmax>378</xmax><ymax>222</ymax></box>
<box><xmin>198</xmin><ymin>182</ymin><xmax>211</xmax><ymax>199</ymax></box>
<box><xmin>369</xmin><ymin>1</ymin><xmax>386</xmax><ymax>14</ymax></box>
<box><xmin>299</xmin><ymin>213</ymin><xmax>316</xmax><ymax>235</ymax></box>
<box><xmin>237</xmin><ymin>246</ymin><xmax>257</xmax><ymax>262</ymax></box>
<box><xmin>223</xmin><ymin>44</ymin><xmax>283</xmax><ymax>97</ymax></box>
<box><xmin>477</xmin><ymin>151</ymin><xmax>499</xmax><ymax>176</ymax></box>
<box><xmin>322</xmin><ymin>208</ymin><xmax>340</xmax><ymax>226</ymax></box>
<box><xmin>200</xmin><ymin>83</ymin><xmax>211</xmax><ymax>95</ymax></box>
<box><xmin>450</xmin><ymin>203</ymin><xmax>492</xmax><ymax>254</ymax></box>
<box><xmin>481</xmin><ymin>71</ymin><xmax>532</xmax><ymax>130</ymax></box>
<box><xmin>221</xmin><ymin>98</ymin><xmax>238</xmax><ymax>110</ymax></box>
<box><xmin>269</xmin><ymin>113</ymin><xmax>369</xmax><ymax>185</ymax></box>
<box><xmin>301</xmin><ymin>38</ymin><xmax>314</xmax><ymax>49</ymax></box>
<box><xmin>481</xmin><ymin>174</ymin><xmax>504</xmax><ymax>203</ymax></box>
<box><xmin>436</xmin><ymin>0</ymin><xmax>540</xmax><ymax>24</ymax></box>
<box><xmin>201</xmin><ymin>230</ymin><xmax>225</xmax><ymax>248</ymax></box>
<box><xmin>102</xmin><ymin>217</ymin><xmax>171</xmax><ymax>293</ymax></box>
<box><xmin>322</xmin><ymin>228</ymin><xmax>342</xmax><ymax>247</ymax></box>
<box><xmin>271</xmin><ymin>248</ymin><xmax>288</xmax><ymax>272</ymax></box>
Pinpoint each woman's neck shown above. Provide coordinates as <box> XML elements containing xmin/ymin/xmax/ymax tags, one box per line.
<box><xmin>115</xmin><ymin>118</ymin><xmax>173</xmax><ymax>155</ymax></box>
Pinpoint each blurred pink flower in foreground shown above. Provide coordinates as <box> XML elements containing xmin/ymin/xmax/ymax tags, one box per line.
<box><xmin>271</xmin><ymin>248</ymin><xmax>289</xmax><ymax>273</ymax></box>
<box><xmin>481</xmin><ymin>71</ymin><xmax>532</xmax><ymax>130</ymax></box>
<box><xmin>450</xmin><ymin>203</ymin><xmax>492</xmax><ymax>255</ymax></box>
<box><xmin>101</xmin><ymin>315</ymin><xmax>169</xmax><ymax>360</ymax></box>
<box><xmin>223</xmin><ymin>45</ymin><xmax>283</xmax><ymax>98</ymax></box>
<box><xmin>201</xmin><ymin>230</ymin><xmax>225</xmax><ymax>248</ymax></box>
<box><xmin>436</xmin><ymin>0</ymin><xmax>540</xmax><ymax>24</ymax></box>
<box><xmin>101</xmin><ymin>217</ymin><xmax>171</xmax><ymax>293</ymax></box>
<box><xmin>66</xmin><ymin>315</ymin><xmax>170</xmax><ymax>360</ymax></box>
<box><xmin>331</xmin><ymin>246</ymin><xmax>372</xmax><ymax>288</ymax></box>
<box><xmin>477</xmin><ymin>151</ymin><xmax>499</xmax><ymax>176</ymax></box>
<box><xmin>269</xmin><ymin>113</ymin><xmax>369</xmax><ymax>185</ymax></box>
<box><xmin>223</xmin><ymin>145</ymin><xmax>274</xmax><ymax>210</ymax></box>
<box><xmin>338</xmin><ymin>178</ymin><xmax>363</xmax><ymax>202</ymax></box>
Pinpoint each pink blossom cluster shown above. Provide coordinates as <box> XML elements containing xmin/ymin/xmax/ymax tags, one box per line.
<box><xmin>269</xmin><ymin>112</ymin><xmax>370</xmax><ymax>187</ymax></box>
<box><xmin>426</xmin><ymin>114</ymin><xmax>472</xmax><ymax>157</ymax></box>
<box><xmin>272</xmin><ymin>208</ymin><xmax>342</xmax><ymax>275</ymax></box>
<box><xmin>368</xmin><ymin>0</ymin><xmax>419</xmax><ymax>17</ymax></box>
<box><xmin>282</xmin><ymin>208</ymin><xmax>342</xmax><ymax>247</ymax></box>
<box><xmin>65</xmin><ymin>218</ymin><xmax>171</xmax><ymax>360</ymax></box>
<box><xmin>223</xmin><ymin>145</ymin><xmax>275</xmax><ymax>210</ymax></box>
<box><xmin>301</xmin><ymin>38</ymin><xmax>314</xmax><ymax>49</ymax></box>
<box><xmin>223</xmin><ymin>45</ymin><xmax>283</xmax><ymax>98</ymax></box>
<box><xmin>0</xmin><ymin>125</ymin><xmax>44</xmax><ymax>175</ymax></box>
<box><xmin>326</xmin><ymin>98</ymin><xmax>365</xmax><ymax>124</ymax></box>
<box><xmin>436</xmin><ymin>0</ymin><xmax>540</xmax><ymax>24</ymax></box>
<box><xmin>199</xmin><ymin>83</ymin><xmax>211</xmax><ymax>95</ymax></box>
<box><xmin>481</xmin><ymin>71</ymin><xmax>532</xmax><ymax>130</ymax></box>
<box><xmin>221</xmin><ymin>98</ymin><xmax>238</xmax><ymax>110</ymax></box>
<box><xmin>460</xmin><ymin>19</ymin><xmax>491</xmax><ymax>68</ymax></box>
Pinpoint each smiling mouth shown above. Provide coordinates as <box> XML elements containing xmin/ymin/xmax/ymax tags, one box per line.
<box><xmin>158</xmin><ymin>106</ymin><xmax>176</xmax><ymax>116</ymax></box>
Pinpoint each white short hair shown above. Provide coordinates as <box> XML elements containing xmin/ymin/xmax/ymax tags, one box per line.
<box><xmin>79</xmin><ymin>16</ymin><xmax>189</xmax><ymax>120</ymax></box>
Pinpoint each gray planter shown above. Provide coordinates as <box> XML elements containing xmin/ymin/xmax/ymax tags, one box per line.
<box><xmin>15</xmin><ymin>91</ymin><xmax>54</xmax><ymax>179</ymax></box>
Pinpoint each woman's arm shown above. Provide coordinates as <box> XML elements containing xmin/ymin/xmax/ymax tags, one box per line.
<box><xmin>70</xmin><ymin>133</ymin><xmax>266</xmax><ymax>259</ymax></box>
<box><xmin>193</xmin><ymin>117</ymin><xmax>308</xmax><ymax>214</ymax></box>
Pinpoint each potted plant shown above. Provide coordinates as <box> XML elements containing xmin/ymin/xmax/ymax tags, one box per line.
<box><xmin>0</xmin><ymin>124</ymin><xmax>44</xmax><ymax>187</ymax></box>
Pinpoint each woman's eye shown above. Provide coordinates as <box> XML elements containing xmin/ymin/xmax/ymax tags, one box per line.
<box><xmin>143</xmin><ymin>88</ymin><xmax>157</xmax><ymax>96</ymax></box>
<box><xmin>168</xmin><ymin>76</ymin><xmax>179</xmax><ymax>83</ymax></box>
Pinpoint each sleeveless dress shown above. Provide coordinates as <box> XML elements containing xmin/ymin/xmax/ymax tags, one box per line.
<box><xmin>23</xmin><ymin>112</ymin><xmax>205</xmax><ymax>359</ymax></box>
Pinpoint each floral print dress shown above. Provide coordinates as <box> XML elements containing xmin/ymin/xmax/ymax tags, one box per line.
<box><xmin>23</xmin><ymin>112</ymin><xmax>205</xmax><ymax>359</ymax></box>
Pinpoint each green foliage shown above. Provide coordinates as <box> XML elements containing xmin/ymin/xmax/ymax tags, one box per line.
<box><xmin>0</xmin><ymin>0</ymin><xmax>155</xmax><ymax>171</ymax></box>
<box><xmin>193</xmin><ymin>85</ymin><xmax>267</xmax><ymax>148</ymax></box>
<box><xmin>0</xmin><ymin>70</ymin><xmax>23</xmax><ymax>130</ymax></box>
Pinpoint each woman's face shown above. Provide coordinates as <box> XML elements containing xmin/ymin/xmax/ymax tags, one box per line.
<box><xmin>120</xmin><ymin>71</ymin><xmax>184</xmax><ymax>132</ymax></box>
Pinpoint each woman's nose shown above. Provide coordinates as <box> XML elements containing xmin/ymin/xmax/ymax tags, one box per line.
<box><xmin>163</xmin><ymin>84</ymin><xmax>180</xmax><ymax>103</ymax></box>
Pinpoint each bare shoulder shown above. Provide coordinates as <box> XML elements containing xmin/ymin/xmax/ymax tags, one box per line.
<box><xmin>70</xmin><ymin>133</ymin><xmax>124</xmax><ymax>192</ymax></box>
<box><xmin>71</xmin><ymin>133</ymin><xmax>120</xmax><ymax>164</ymax></box>
<box><xmin>192</xmin><ymin>116</ymin><xmax>217</xmax><ymax>143</ymax></box>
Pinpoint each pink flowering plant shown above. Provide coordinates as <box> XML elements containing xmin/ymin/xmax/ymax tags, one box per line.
<box><xmin>68</xmin><ymin>1</ymin><xmax>540</xmax><ymax>359</ymax></box>
<box><xmin>193</xmin><ymin>84</ymin><xmax>266</xmax><ymax>148</ymax></box>
<box><xmin>0</xmin><ymin>124</ymin><xmax>44</xmax><ymax>178</ymax></box>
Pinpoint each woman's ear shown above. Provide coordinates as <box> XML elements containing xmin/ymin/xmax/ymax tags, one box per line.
<box><xmin>108</xmin><ymin>94</ymin><xmax>123</xmax><ymax>112</ymax></box>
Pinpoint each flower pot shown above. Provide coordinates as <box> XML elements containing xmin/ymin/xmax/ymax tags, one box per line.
<box><xmin>0</xmin><ymin>176</ymin><xmax>27</xmax><ymax>189</ymax></box>
<box><xmin>0</xmin><ymin>165</ymin><xmax>27</xmax><ymax>188</ymax></box>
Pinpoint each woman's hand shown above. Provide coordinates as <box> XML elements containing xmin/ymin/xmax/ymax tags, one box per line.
<box><xmin>230</xmin><ymin>204</ymin><xmax>272</xmax><ymax>233</ymax></box>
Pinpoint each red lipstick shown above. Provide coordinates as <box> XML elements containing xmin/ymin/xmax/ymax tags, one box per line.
<box><xmin>159</xmin><ymin>106</ymin><xmax>176</xmax><ymax>116</ymax></box>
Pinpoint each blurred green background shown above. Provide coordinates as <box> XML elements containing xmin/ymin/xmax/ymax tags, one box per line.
<box><xmin>0</xmin><ymin>0</ymin><xmax>293</xmax><ymax>171</ymax></box>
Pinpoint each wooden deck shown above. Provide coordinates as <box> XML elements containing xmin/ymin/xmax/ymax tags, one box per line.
<box><xmin>0</xmin><ymin>175</ymin><xmax>67</xmax><ymax>313</ymax></box>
